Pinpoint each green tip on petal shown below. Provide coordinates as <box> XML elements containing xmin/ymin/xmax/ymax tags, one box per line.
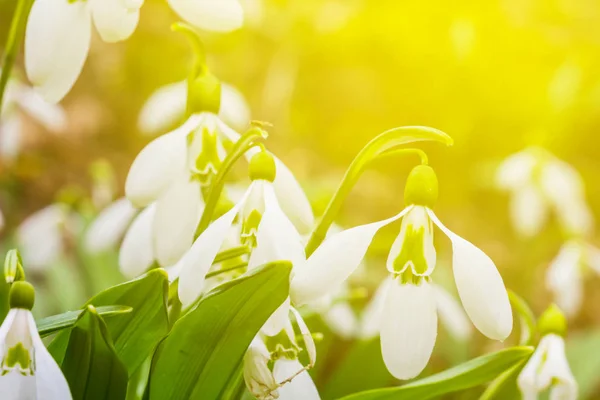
<box><xmin>537</xmin><ymin>304</ymin><xmax>567</xmax><ymax>337</ymax></box>
<box><xmin>249</xmin><ymin>151</ymin><xmax>276</xmax><ymax>182</ymax></box>
<box><xmin>4</xmin><ymin>249</ymin><xmax>25</xmax><ymax>283</ymax></box>
<box><xmin>404</xmin><ymin>165</ymin><xmax>438</xmax><ymax>208</ymax></box>
<box><xmin>9</xmin><ymin>281</ymin><xmax>35</xmax><ymax>310</ymax></box>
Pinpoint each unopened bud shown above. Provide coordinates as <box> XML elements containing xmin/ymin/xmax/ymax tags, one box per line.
<box><xmin>4</xmin><ymin>249</ymin><xmax>25</xmax><ymax>283</ymax></box>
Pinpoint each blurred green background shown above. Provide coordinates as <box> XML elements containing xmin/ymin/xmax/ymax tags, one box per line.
<box><xmin>2</xmin><ymin>0</ymin><xmax>600</xmax><ymax>398</ymax></box>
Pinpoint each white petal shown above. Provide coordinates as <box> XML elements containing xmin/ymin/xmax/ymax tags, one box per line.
<box><xmin>84</xmin><ymin>198</ymin><xmax>137</xmax><ymax>253</ymax></box>
<box><xmin>359</xmin><ymin>278</ymin><xmax>392</xmax><ymax>339</ymax></box>
<box><xmin>432</xmin><ymin>284</ymin><xmax>472</xmax><ymax>341</ymax></box>
<box><xmin>28</xmin><ymin>313</ymin><xmax>72</xmax><ymax>399</ymax></box>
<box><xmin>0</xmin><ymin>311</ymin><xmax>37</xmax><ymax>398</ymax></box>
<box><xmin>510</xmin><ymin>186</ymin><xmax>548</xmax><ymax>237</ymax></box>
<box><xmin>17</xmin><ymin>204</ymin><xmax>68</xmax><ymax>271</ymax></box>
<box><xmin>541</xmin><ymin>160</ymin><xmax>585</xmax><ymax>204</ymax></box>
<box><xmin>153</xmin><ymin>178</ymin><xmax>204</xmax><ymax>266</ymax></box>
<box><xmin>584</xmin><ymin>243</ymin><xmax>600</xmax><ymax>275</ymax></box>
<box><xmin>0</xmin><ymin>372</ymin><xmax>36</xmax><ymax>398</ymax></box>
<box><xmin>118</xmin><ymin>204</ymin><xmax>156</xmax><ymax>278</ymax></box>
<box><xmin>125</xmin><ymin>115</ymin><xmax>200</xmax><ymax>207</ymax></box>
<box><xmin>290</xmin><ymin>307</ymin><xmax>316</xmax><ymax>365</ymax></box>
<box><xmin>219</xmin><ymin>83</ymin><xmax>251</xmax><ymax>132</ymax></box>
<box><xmin>380</xmin><ymin>278</ymin><xmax>437</xmax><ymax>380</ymax></box>
<box><xmin>272</xmin><ymin>157</ymin><xmax>314</xmax><ymax>235</ymax></box>
<box><xmin>555</xmin><ymin>198</ymin><xmax>594</xmax><ymax>238</ymax></box>
<box><xmin>262</xmin><ymin>298</ymin><xmax>291</xmax><ymax>337</ymax></box>
<box><xmin>290</xmin><ymin>206</ymin><xmax>412</xmax><ymax>306</ymax></box>
<box><xmin>177</xmin><ymin>195</ymin><xmax>247</xmax><ymax>308</ymax></box>
<box><xmin>546</xmin><ymin>242</ymin><xmax>583</xmax><ymax>317</ymax></box>
<box><xmin>386</xmin><ymin>205</ymin><xmax>436</xmax><ymax>276</ymax></box>
<box><xmin>138</xmin><ymin>81</ymin><xmax>187</xmax><ymax>136</ymax></box>
<box><xmin>518</xmin><ymin>335</ymin><xmax>550</xmax><ymax>400</ymax></box>
<box><xmin>538</xmin><ymin>335</ymin><xmax>577</xmax><ymax>399</ymax></box>
<box><xmin>25</xmin><ymin>0</ymin><xmax>91</xmax><ymax>103</ymax></box>
<box><xmin>91</xmin><ymin>0</ymin><xmax>140</xmax><ymax>43</ymax></box>
<box><xmin>495</xmin><ymin>150</ymin><xmax>537</xmax><ymax>190</ymax></box>
<box><xmin>0</xmin><ymin>113</ymin><xmax>22</xmax><ymax>160</ymax></box>
<box><xmin>167</xmin><ymin>0</ymin><xmax>244</xmax><ymax>32</ymax></box>
<box><xmin>322</xmin><ymin>302</ymin><xmax>358</xmax><ymax>340</ymax></box>
<box><xmin>248</xmin><ymin>183</ymin><xmax>305</xmax><ymax>270</ymax></box>
<box><xmin>14</xmin><ymin>85</ymin><xmax>67</xmax><ymax>132</ymax></box>
<box><xmin>273</xmin><ymin>359</ymin><xmax>320</xmax><ymax>400</ymax></box>
<box><xmin>244</xmin><ymin>338</ymin><xmax>278</xmax><ymax>399</ymax></box>
<box><xmin>428</xmin><ymin>209</ymin><xmax>513</xmax><ymax>340</ymax></box>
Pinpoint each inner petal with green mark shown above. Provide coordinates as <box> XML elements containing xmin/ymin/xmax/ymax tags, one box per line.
<box><xmin>2</xmin><ymin>343</ymin><xmax>34</xmax><ymax>376</ymax></box>
<box><xmin>389</xmin><ymin>206</ymin><xmax>436</xmax><ymax>276</ymax></box>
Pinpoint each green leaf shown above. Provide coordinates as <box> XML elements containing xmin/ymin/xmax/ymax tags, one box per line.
<box><xmin>478</xmin><ymin>359</ymin><xmax>526</xmax><ymax>400</ymax></box>
<box><xmin>339</xmin><ymin>346</ymin><xmax>533</xmax><ymax>400</ymax></box>
<box><xmin>567</xmin><ymin>329</ymin><xmax>600</xmax><ymax>398</ymax></box>
<box><xmin>37</xmin><ymin>305</ymin><xmax>132</xmax><ymax>338</ymax></box>
<box><xmin>49</xmin><ymin>269</ymin><xmax>169</xmax><ymax>377</ymax></box>
<box><xmin>149</xmin><ymin>261</ymin><xmax>292</xmax><ymax>400</ymax></box>
<box><xmin>61</xmin><ymin>305</ymin><xmax>128</xmax><ymax>400</ymax></box>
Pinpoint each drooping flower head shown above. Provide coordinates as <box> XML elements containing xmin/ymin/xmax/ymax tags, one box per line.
<box><xmin>518</xmin><ymin>305</ymin><xmax>577</xmax><ymax>400</ymax></box>
<box><xmin>0</xmin><ymin>281</ymin><xmax>71</xmax><ymax>399</ymax></box>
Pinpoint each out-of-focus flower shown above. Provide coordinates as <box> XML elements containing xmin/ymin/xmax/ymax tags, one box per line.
<box><xmin>359</xmin><ymin>279</ymin><xmax>472</xmax><ymax>342</ymax></box>
<box><xmin>496</xmin><ymin>147</ymin><xmax>593</xmax><ymax>238</ymax></box>
<box><xmin>518</xmin><ymin>305</ymin><xmax>577</xmax><ymax>400</ymax></box>
<box><xmin>25</xmin><ymin>0</ymin><xmax>244</xmax><ymax>103</ymax></box>
<box><xmin>84</xmin><ymin>198</ymin><xmax>137</xmax><ymax>254</ymax></box>
<box><xmin>0</xmin><ymin>76</ymin><xmax>66</xmax><ymax>160</ymax></box>
<box><xmin>16</xmin><ymin>204</ymin><xmax>79</xmax><ymax>272</ymax></box>
<box><xmin>0</xmin><ymin>282</ymin><xmax>72</xmax><ymax>399</ymax></box>
<box><xmin>138</xmin><ymin>81</ymin><xmax>251</xmax><ymax>136</ymax></box>
<box><xmin>546</xmin><ymin>240</ymin><xmax>600</xmax><ymax>318</ymax></box>
<box><xmin>292</xmin><ymin>165</ymin><xmax>511</xmax><ymax>380</ymax></box>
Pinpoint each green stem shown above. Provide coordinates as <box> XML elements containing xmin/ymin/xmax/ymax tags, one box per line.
<box><xmin>368</xmin><ymin>148</ymin><xmax>429</xmax><ymax>166</ymax></box>
<box><xmin>205</xmin><ymin>260</ymin><xmax>248</xmax><ymax>279</ymax></box>
<box><xmin>508</xmin><ymin>289</ymin><xmax>536</xmax><ymax>346</ymax></box>
<box><xmin>0</xmin><ymin>0</ymin><xmax>34</xmax><ymax>114</ymax></box>
<box><xmin>213</xmin><ymin>246</ymin><xmax>249</xmax><ymax>264</ymax></box>
<box><xmin>194</xmin><ymin>127</ymin><xmax>268</xmax><ymax>237</ymax></box>
<box><xmin>305</xmin><ymin>126</ymin><xmax>453</xmax><ymax>256</ymax></box>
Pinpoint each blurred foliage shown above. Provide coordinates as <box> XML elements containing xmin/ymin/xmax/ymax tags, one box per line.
<box><xmin>2</xmin><ymin>0</ymin><xmax>600</xmax><ymax>398</ymax></box>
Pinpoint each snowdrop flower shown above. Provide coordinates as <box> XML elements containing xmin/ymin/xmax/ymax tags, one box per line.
<box><xmin>291</xmin><ymin>165</ymin><xmax>512</xmax><ymax>379</ymax></box>
<box><xmin>0</xmin><ymin>281</ymin><xmax>71</xmax><ymax>399</ymax></box>
<box><xmin>496</xmin><ymin>147</ymin><xmax>593</xmax><ymax>238</ymax></box>
<box><xmin>546</xmin><ymin>240</ymin><xmax>600</xmax><ymax>318</ymax></box>
<box><xmin>17</xmin><ymin>204</ymin><xmax>78</xmax><ymax>272</ymax></box>
<box><xmin>138</xmin><ymin>81</ymin><xmax>251</xmax><ymax>136</ymax></box>
<box><xmin>0</xmin><ymin>76</ymin><xmax>66</xmax><ymax>160</ymax></box>
<box><xmin>119</xmin><ymin>204</ymin><xmax>156</xmax><ymax>278</ymax></box>
<box><xmin>244</xmin><ymin>309</ymin><xmax>319</xmax><ymax>400</ymax></box>
<box><xmin>84</xmin><ymin>198</ymin><xmax>137</xmax><ymax>254</ymax></box>
<box><xmin>518</xmin><ymin>305</ymin><xmax>577</xmax><ymax>400</ymax></box>
<box><xmin>25</xmin><ymin>0</ymin><xmax>244</xmax><ymax>103</ymax></box>
<box><xmin>359</xmin><ymin>279</ymin><xmax>472</xmax><ymax>342</ymax></box>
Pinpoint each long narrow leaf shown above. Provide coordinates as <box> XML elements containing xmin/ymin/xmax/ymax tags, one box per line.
<box><xmin>37</xmin><ymin>305</ymin><xmax>132</xmax><ymax>338</ymax></box>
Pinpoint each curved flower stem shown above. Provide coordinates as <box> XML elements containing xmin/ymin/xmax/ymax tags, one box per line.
<box><xmin>508</xmin><ymin>289</ymin><xmax>537</xmax><ymax>346</ymax></box>
<box><xmin>304</xmin><ymin>126</ymin><xmax>453</xmax><ymax>256</ymax></box>
<box><xmin>0</xmin><ymin>0</ymin><xmax>34</xmax><ymax>115</ymax></box>
<box><xmin>213</xmin><ymin>246</ymin><xmax>249</xmax><ymax>264</ymax></box>
<box><xmin>194</xmin><ymin>126</ymin><xmax>268</xmax><ymax>237</ymax></box>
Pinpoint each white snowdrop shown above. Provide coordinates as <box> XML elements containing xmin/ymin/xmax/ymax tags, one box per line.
<box><xmin>546</xmin><ymin>239</ymin><xmax>600</xmax><ymax>318</ymax></box>
<box><xmin>496</xmin><ymin>147</ymin><xmax>593</xmax><ymax>238</ymax></box>
<box><xmin>25</xmin><ymin>0</ymin><xmax>244</xmax><ymax>103</ymax></box>
<box><xmin>0</xmin><ymin>282</ymin><xmax>72</xmax><ymax>399</ymax></box>
<box><xmin>84</xmin><ymin>197</ymin><xmax>137</xmax><ymax>254</ymax></box>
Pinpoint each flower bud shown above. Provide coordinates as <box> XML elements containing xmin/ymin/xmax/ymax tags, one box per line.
<box><xmin>4</xmin><ymin>249</ymin><xmax>25</xmax><ymax>283</ymax></box>
<box><xmin>188</xmin><ymin>73</ymin><xmax>221</xmax><ymax>115</ymax></box>
<box><xmin>249</xmin><ymin>151</ymin><xmax>277</xmax><ymax>182</ymax></box>
<box><xmin>404</xmin><ymin>165</ymin><xmax>438</xmax><ymax>208</ymax></box>
<box><xmin>244</xmin><ymin>340</ymin><xmax>279</xmax><ymax>399</ymax></box>
<box><xmin>537</xmin><ymin>304</ymin><xmax>567</xmax><ymax>337</ymax></box>
<box><xmin>9</xmin><ymin>281</ymin><xmax>35</xmax><ymax>310</ymax></box>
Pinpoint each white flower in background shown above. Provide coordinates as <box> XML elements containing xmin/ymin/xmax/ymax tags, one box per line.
<box><xmin>25</xmin><ymin>0</ymin><xmax>244</xmax><ymax>103</ymax></box>
<box><xmin>244</xmin><ymin>309</ymin><xmax>319</xmax><ymax>400</ymax></box>
<box><xmin>359</xmin><ymin>279</ymin><xmax>472</xmax><ymax>342</ymax></box>
<box><xmin>496</xmin><ymin>147</ymin><xmax>593</xmax><ymax>238</ymax></box>
<box><xmin>138</xmin><ymin>81</ymin><xmax>251</xmax><ymax>136</ymax></box>
<box><xmin>546</xmin><ymin>240</ymin><xmax>600</xmax><ymax>318</ymax></box>
<box><xmin>307</xmin><ymin>288</ymin><xmax>358</xmax><ymax>340</ymax></box>
<box><xmin>0</xmin><ymin>76</ymin><xmax>66</xmax><ymax>160</ymax></box>
<box><xmin>291</xmin><ymin>165</ymin><xmax>512</xmax><ymax>380</ymax></box>
<box><xmin>518</xmin><ymin>305</ymin><xmax>577</xmax><ymax>400</ymax></box>
<box><xmin>17</xmin><ymin>203</ymin><xmax>78</xmax><ymax>272</ymax></box>
<box><xmin>84</xmin><ymin>198</ymin><xmax>137</xmax><ymax>254</ymax></box>
<box><xmin>0</xmin><ymin>282</ymin><xmax>72</xmax><ymax>399</ymax></box>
